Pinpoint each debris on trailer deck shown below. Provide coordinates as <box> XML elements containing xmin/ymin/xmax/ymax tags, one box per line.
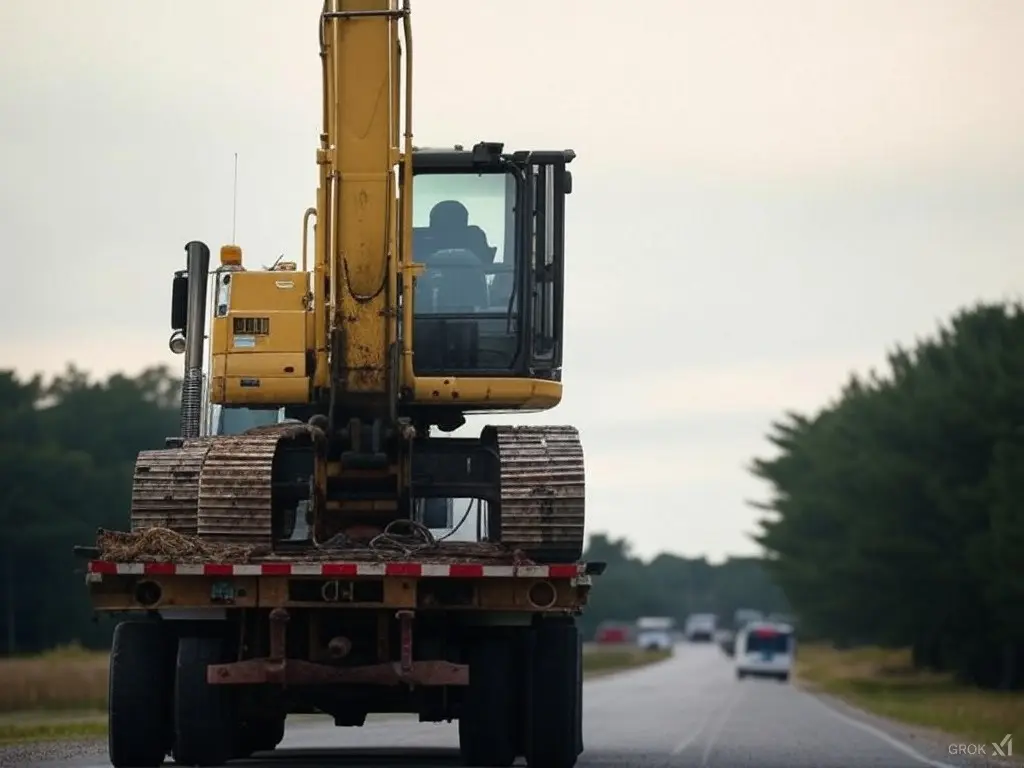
<box><xmin>94</xmin><ymin>522</ymin><xmax>534</xmax><ymax>565</ymax></box>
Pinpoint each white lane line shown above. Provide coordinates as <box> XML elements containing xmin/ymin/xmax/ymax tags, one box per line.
<box><xmin>806</xmin><ymin>691</ymin><xmax>959</xmax><ymax>768</ymax></box>
<box><xmin>670</xmin><ymin>705</ymin><xmax>717</xmax><ymax>756</ymax></box>
<box><xmin>671</xmin><ymin>684</ymin><xmax>742</xmax><ymax>756</ymax></box>
<box><xmin>699</xmin><ymin>686</ymin><xmax>746</xmax><ymax>767</ymax></box>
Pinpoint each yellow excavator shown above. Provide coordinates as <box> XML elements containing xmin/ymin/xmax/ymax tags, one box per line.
<box><xmin>79</xmin><ymin>2</ymin><xmax>598</xmax><ymax>767</ymax></box>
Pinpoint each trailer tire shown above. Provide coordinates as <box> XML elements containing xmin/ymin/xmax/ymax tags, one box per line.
<box><xmin>575</xmin><ymin>627</ymin><xmax>584</xmax><ymax>756</ymax></box>
<box><xmin>173</xmin><ymin>635</ymin><xmax>236</xmax><ymax>767</ymax></box>
<box><xmin>525</xmin><ymin>618</ymin><xmax>582</xmax><ymax>768</ymax></box>
<box><xmin>108</xmin><ymin>619</ymin><xmax>169</xmax><ymax>768</ymax></box>
<box><xmin>511</xmin><ymin>626</ymin><xmax>531</xmax><ymax>757</ymax></box>
<box><xmin>237</xmin><ymin>716</ymin><xmax>285</xmax><ymax>756</ymax></box>
<box><xmin>458</xmin><ymin>631</ymin><xmax>517</xmax><ymax>767</ymax></box>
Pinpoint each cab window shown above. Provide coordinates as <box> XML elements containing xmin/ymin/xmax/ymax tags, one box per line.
<box><xmin>411</xmin><ymin>171</ymin><xmax>520</xmax><ymax>374</ymax></box>
<box><xmin>217</xmin><ymin>406</ymin><xmax>281</xmax><ymax>435</ymax></box>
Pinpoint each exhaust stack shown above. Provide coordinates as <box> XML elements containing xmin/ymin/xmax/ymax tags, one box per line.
<box><xmin>179</xmin><ymin>240</ymin><xmax>211</xmax><ymax>439</ymax></box>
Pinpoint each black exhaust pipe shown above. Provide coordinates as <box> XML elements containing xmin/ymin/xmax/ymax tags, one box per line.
<box><xmin>180</xmin><ymin>241</ymin><xmax>211</xmax><ymax>439</ymax></box>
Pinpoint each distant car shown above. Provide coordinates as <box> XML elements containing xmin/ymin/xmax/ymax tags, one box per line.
<box><xmin>635</xmin><ymin>616</ymin><xmax>675</xmax><ymax>652</ymax></box>
<box><xmin>595</xmin><ymin>625</ymin><xmax>630</xmax><ymax>645</ymax></box>
<box><xmin>636</xmin><ymin>627</ymin><xmax>673</xmax><ymax>652</ymax></box>
<box><xmin>735</xmin><ymin>621</ymin><xmax>795</xmax><ymax>682</ymax></box>
<box><xmin>716</xmin><ymin>629</ymin><xmax>736</xmax><ymax>657</ymax></box>
<box><xmin>684</xmin><ymin>613</ymin><xmax>717</xmax><ymax>642</ymax></box>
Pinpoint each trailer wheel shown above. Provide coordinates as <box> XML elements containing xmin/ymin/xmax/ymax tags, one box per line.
<box><xmin>237</xmin><ymin>716</ymin><xmax>286</xmax><ymax>756</ymax></box>
<box><xmin>511</xmin><ymin>626</ymin><xmax>531</xmax><ymax>757</ymax></box>
<box><xmin>173</xmin><ymin>635</ymin><xmax>236</xmax><ymax>767</ymax></box>
<box><xmin>108</xmin><ymin>619</ymin><xmax>169</xmax><ymax>768</ymax></box>
<box><xmin>458</xmin><ymin>631</ymin><xmax>517</xmax><ymax>767</ymax></box>
<box><xmin>525</xmin><ymin>618</ymin><xmax>582</xmax><ymax>768</ymax></box>
<box><xmin>574</xmin><ymin>627</ymin><xmax>584</xmax><ymax>757</ymax></box>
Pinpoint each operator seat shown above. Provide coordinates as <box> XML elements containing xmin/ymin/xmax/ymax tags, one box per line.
<box><xmin>415</xmin><ymin>248</ymin><xmax>489</xmax><ymax>313</ymax></box>
<box><xmin>413</xmin><ymin>247</ymin><xmax>489</xmax><ymax>371</ymax></box>
<box><xmin>463</xmin><ymin>225</ymin><xmax>497</xmax><ymax>265</ymax></box>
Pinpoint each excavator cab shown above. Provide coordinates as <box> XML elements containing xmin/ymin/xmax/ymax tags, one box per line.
<box><xmin>408</xmin><ymin>143</ymin><xmax>574</xmax><ymax>388</ymax></box>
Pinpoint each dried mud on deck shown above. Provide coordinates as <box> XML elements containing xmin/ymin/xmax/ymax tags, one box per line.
<box><xmin>94</xmin><ymin>526</ymin><xmax>532</xmax><ymax>565</ymax></box>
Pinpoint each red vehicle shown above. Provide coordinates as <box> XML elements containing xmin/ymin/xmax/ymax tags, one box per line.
<box><xmin>595</xmin><ymin>623</ymin><xmax>631</xmax><ymax>644</ymax></box>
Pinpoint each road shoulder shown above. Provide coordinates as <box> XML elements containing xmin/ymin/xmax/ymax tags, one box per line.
<box><xmin>799</xmin><ymin>685</ymin><xmax>1021</xmax><ymax>767</ymax></box>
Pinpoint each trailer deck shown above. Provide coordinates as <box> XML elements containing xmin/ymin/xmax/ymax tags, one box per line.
<box><xmin>80</xmin><ymin>526</ymin><xmax>602</xmax><ymax>615</ymax></box>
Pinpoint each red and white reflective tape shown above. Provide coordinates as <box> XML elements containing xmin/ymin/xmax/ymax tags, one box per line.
<box><xmin>87</xmin><ymin>561</ymin><xmax>584</xmax><ymax>579</ymax></box>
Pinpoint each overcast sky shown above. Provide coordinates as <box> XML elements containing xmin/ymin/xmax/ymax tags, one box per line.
<box><xmin>2</xmin><ymin>0</ymin><xmax>1023</xmax><ymax>561</ymax></box>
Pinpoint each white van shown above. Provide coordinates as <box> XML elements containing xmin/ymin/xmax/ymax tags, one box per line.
<box><xmin>683</xmin><ymin>613</ymin><xmax>717</xmax><ymax>642</ymax></box>
<box><xmin>635</xmin><ymin>616</ymin><xmax>675</xmax><ymax>652</ymax></box>
<box><xmin>735</xmin><ymin>621</ymin><xmax>795</xmax><ymax>682</ymax></box>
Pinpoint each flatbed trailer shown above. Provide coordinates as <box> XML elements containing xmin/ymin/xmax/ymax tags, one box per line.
<box><xmin>77</xmin><ymin>531</ymin><xmax>603</xmax><ymax>767</ymax></box>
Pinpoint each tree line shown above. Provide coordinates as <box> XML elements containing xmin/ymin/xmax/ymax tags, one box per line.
<box><xmin>752</xmin><ymin>301</ymin><xmax>1024</xmax><ymax>690</ymax></box>
<box><xmin>8</xmin><ymin>302</ymin><xmax>1015</xmax><ymax>676</ymax></box>
<box><xmin>0</xmin><ymin>364</ymin><xmax>786</xmax><ymax>655</ymax></box>
<box><xmin>0</xmin><ymin>365</ymin><xmax>180</xmax><ymax>653</ymax></box>
<box><xmin>577</xmin><ymin>534</ymin><xmax>788</xmax><ymax>640</ymax></box>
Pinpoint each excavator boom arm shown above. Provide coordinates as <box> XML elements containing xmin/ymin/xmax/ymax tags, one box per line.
<box><xmin>316</xmin><ymin>0</ymin><xmax>405</xmax><ymax>410</ymax></box>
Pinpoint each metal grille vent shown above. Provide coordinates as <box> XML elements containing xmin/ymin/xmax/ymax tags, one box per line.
<box><xmin>233</xmin><ymin>316</ymin><xmax>270</xmax><ymax>335</ymax></box>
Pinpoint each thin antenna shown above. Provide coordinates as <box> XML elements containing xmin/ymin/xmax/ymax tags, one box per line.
<box><xmin>231</xmin><ymin>152</ymin><xmax>239</xmax><ymax>244</ymax></box>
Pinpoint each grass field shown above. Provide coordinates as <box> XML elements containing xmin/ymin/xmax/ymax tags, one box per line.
<box><xmin>796</xmin><ymin>644</ymin><xmax>1024</xmax><ymax>749</ymax></box>
<box><xmin>0</xmin><ymin>644</ymin><xmax>108</xmax><ymax>713</ymax></box>
<box><xmin>581</xmin><ymin>644</ymin><xmax>672</xmax><ymax>677</ymax></box>
<box><xmin>0</xmin><ymin>641</ymin><xmax>669</xmax><ymax>744</ymax></box>
<box><xmin>0</xmin><ymin>644</ymin><xmax>110</xmax><ymax>744</ymax></box>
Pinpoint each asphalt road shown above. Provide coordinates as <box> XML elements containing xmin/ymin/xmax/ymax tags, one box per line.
<box><xmin>12</xmin><ymin>643</ymin><xmax>1014</xmax><ymax>768</ymax></box>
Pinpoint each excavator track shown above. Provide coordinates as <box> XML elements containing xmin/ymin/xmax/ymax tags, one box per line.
<box><xmin>196</xmin><ymin>431</ymin><xmax>282</xmax><ymax>546</ymax></box>
<box><xmin>130</xmin><ymin>423</ymin><xmax>584</xmax><ymax>562</ymax></box>
<box><xmin>129</xmin><ymin>424</ymin><xmax>315</xmax><ymax>547</ymax></box>
<box><xmin>130</xmin><ymin>439</ymin><xmax>213</xmax><ymax>535</ymax></box>
<box><xmin>485</xmin><ymin>425</ymin><xmax>586</xmax><ymax>564</ymax></box>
